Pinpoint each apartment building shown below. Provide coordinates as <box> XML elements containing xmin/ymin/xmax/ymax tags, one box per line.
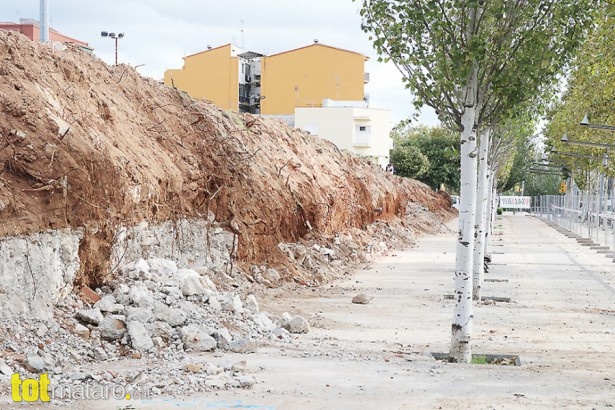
<box><xmin>163</xmin><ymin>41</ymin><xmax>368</xmax><ymax>115</ymax></box>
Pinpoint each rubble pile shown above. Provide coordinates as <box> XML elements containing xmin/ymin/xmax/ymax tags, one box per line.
<box><xmin>0</xmin><ymin>256</ymin><xmax>311</xmax><ymax>399</ymax></box>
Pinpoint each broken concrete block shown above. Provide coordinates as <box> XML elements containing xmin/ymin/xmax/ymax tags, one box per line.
<box><xmin>25</xmin><ymin>355</ymin><xmax>45</xmax><ymax>373</ymax></box>
<box><xmin>213</xmin><ymin>328</ymin><xmax>233</xmax><ymax>348</ymax></box>
<box><xmin>127</xmin><ymin>321</ymin><xmax>154</xmax><ymax>352</ymax></box>
<box><xmin>76</xmin><ymin>307</ymin><xmax>104</xmax><ymax>325</ymax></box>
<box><xmin>99</xmin><ymin>316</ymin><xmax>126</xmax><ymax>341</ymax></box>
<box><xmin>180</xmin><ymin>324</ymin><xmax>216</xmax><ymax>352</ymax></box>
<box><xmin>154</xmin><ymin>305</ymin><xmax>187</xmax><ymax>327</ymax></box>
<box><xmin>94</xmin><ymin>295</ymin><xmax>117</xmax><ymax>312</ymax></box>
<box><xmin>245</xmin><ymin>294</ymin><xmax>259</xmax><ymax>315</ymax></box>
<box><xmin>279</xmin><ymin>312</ymin><xmax>310</xmax><ymax>334</ymax></box>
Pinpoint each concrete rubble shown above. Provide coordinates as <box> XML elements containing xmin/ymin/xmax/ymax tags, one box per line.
<box><xmin>0</xmin><ymin>255</ymin><xmax>301</xmax><ymax>401</ymax></box>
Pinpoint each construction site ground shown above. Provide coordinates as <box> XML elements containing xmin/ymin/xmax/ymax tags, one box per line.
<box><xmin>74</xmin><ymin>214</ymin><xmax>615</xmax><ymax>409</ymax></box>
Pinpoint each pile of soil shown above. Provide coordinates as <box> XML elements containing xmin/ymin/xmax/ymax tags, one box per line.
<box><xmin>0</xmin><ymin>30</ymin><xmax>455</xmax><ymax>289</ymax></box>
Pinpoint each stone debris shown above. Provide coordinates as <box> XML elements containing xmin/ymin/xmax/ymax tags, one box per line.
<box><xmin>76</xmin><ymin>307</ymin><xmax>104</xmax><ymax>325</ymax></box>
<box><xmin>0</xmin><ymin>255</ymin><xmax>303</xmax><ymax>402</ymax></box>
<box><xmin>352</xmin><ymin>294</ymin><xmax>374</xmax><ymax>304</ymax></box>
<box><xmin>128</xmin><ymin>321</ymin><xmax>154</xmax><ymax>352</ymax></box>
<box><xmin>245</xmin><ymin>294</ymin><xmax>260</xmax><ymax>315</ymax></box>
<box><xmin>25</xmin><ymin>355</ymin><xmax>46</xmax><ymax>373</ymax></box>
<box><xmin>279</xmin><ymin>312</ymin><xmax>310</xmax><ymax>334</ymax></box>
<box><xmin>99</xmin><ymin>316</ymin><xmax>126</xmax><ymax>341</ymax></box>
<box><xmin>0</xmin><ymin>359</ymin><xmax>12</xmax><ymax>376</ymax></box>
<box><xmin>180</xmin><ymin>324</ymin><xmax>217</xmax><ymax>352</ymax></box>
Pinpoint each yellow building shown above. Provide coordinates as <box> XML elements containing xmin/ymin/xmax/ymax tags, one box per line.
<box><xmin>260</xmin><ymin>43</ymin><xmax>368</xmax><ymax>115</ymax></box>
<box><xmin>163</xmin><ymin>42</ymin><xmax>368</xmax><ymax>115</ymax></box>
<box><xmin>163</xmin><ymin>44</ymin><xmax>241</xmax><ymax>111</ymax></box>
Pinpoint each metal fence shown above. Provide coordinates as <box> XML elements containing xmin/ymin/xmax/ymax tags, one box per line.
<box><xmin>531</xmin><ymin>178</ymin><xmax>615</xmax><ymax>250</ymax></box>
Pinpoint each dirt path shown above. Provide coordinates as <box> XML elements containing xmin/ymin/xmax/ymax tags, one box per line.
<box><xmin>17</xmin><ymin>214</ymin><xmax>615</xmax><ymax>409</ymax></box>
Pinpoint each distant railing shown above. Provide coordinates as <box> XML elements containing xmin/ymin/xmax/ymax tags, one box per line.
<box><xmin>531</xmin><ymin>191</ymin><xmax>615</xmax><ymax>250</ymax></box>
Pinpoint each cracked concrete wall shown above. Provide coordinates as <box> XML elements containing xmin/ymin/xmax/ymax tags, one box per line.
<box><xmin>110</xmin><ymin>218</ymin><xmax>236</xmax><ymax>273</ymax></box>
<box><xmin>0</xmin><ymin>228</ymin><xmax>82</xmax><ymax>320</ymax></box>
<box><xmin>0</xmin><ymin>218</ymin><xmax>235</xmax><ymax>320</ymax></box>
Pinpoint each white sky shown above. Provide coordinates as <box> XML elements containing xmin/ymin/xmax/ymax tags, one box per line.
<box><xmin>1</xmin><ymin>0</ymin><xmax>440</xmax><ymax>126</ymax></box>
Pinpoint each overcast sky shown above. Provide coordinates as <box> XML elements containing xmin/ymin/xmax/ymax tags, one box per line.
<box><xmin>2</xmin><ymin>0</ymin><xmax>439</xmax><ymax>126</ymax></box>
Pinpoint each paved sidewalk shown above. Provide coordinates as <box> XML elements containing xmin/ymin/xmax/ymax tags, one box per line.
<box><xmin>76</xmin><ymin>215</ymin><xmax>615</xmax><ymax>409</ymax></box>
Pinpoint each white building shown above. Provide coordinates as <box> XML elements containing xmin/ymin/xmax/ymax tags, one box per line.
<box><xmin>295</xmin><ymin>99</ymin><xmax>394</xmax><ymax>167</ymax></box>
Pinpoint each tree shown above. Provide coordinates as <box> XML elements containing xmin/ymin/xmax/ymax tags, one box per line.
<box><xmin>358</xmin><ymin>0</ymin><xmax>596</xmax><ymax>362</ymax></box>
<box><xmin>390</xmin><ymin>145</ymin><xmax>430</xmax><ymax>179</ymax></box>
<box><xmin>392</xmin><ymin>125</ymin><xmax>460</xmax><ymax>192</ymax></box>
<box><xmin>497</xmin><ymin>138</ymin><xmax>535</xmax><ymax>192</ymax></box>
<box><xmin>524</xmin><ymin>173</ymin><xmax>562</xmax><ymax>196</ymax></box>
<box><xmin>544</xmin><ymin>4</ymin><xmax>615</xmax><ymax>180</ymax></box>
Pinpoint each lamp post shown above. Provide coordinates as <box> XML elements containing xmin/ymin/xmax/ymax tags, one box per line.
<box><xmin>561</xmin><ymin>133</ymin><xmax>615</xmax><ymax>149</ymax></box>
<box><xmin>580</xmin><ymin>114</ymin><xmax>615</xmax><ymax>132</ymax></box>
<box><xmin>101</xmin><ymin>31</ymin><xmax>124</xmax><ymax>65</ymax></box>
<box><xmin>551</xmin><ymin>148</ymin><xmax>609</xmax><ymax>162</ymax></box>
<box><xmin>572</xmin><ymin>117</ymin><xmax>615</xmax><ymax>215</ymax></box>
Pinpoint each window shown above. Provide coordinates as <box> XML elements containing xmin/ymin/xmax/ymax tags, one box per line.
<box><xmin>355</xmin><ymin>124</ymin><xmax>372</xmax><ymax>146</ymax></box>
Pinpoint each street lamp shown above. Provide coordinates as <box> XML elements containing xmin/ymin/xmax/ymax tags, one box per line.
<box><xmin>561</xmin><ymin>133</ymin><xmax>615</xmax><ymax>149</ymax></box>
<box><xmin>550</xmin><ymin>148</ymin><xmax>609</xmax><ymax>164</ymax></box>
<box><xmin>532</xmin><ymin>162</ymin><xmax>566</xmax><ymax>168</ymax></box>
<box><xmin>580</xmin><ymin>114</ymin><xmax>615</xmax><ymax>132</ymax></box>
<box><xmin>101</xmin><ymin>31</ymin><xmax>124</xmax><ymax>65</ymax></box>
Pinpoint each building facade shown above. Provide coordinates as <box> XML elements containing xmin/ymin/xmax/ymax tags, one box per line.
<box><xmin>164</xmin><ymin>44</ymin><xmax>241</xmax><ymax>112</ymax></box>
<box><xmin>260</xmin><ymin>43</ymin><xmax>367</xmax><ymax>115</ymax></box>
<box><xmin>295</xmin><ymin>100</ymin><xmax>393</xmax><ymax>167</ymax></box>
<box><xmin>0</xmin><ymin>19</ymin><xmax>92</xmax><ymax>51</ymax></box>
<box><xmin>163</xmin><ymin>42</ymin><xmax>368</xmax><ymax>115</ymax></box>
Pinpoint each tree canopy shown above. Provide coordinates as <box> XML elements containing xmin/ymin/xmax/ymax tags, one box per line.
<box><xmin>544</xmin><ymin>3</ymin><xmax>615</xmax><ymax>179</ymax></box>
<box><xmin>357</xmin><ymin>0</ymin><xmax>595</xmax><ymax>131</ymax></box>
<box><xmin>392</xmin><ymin>126</ymin><xmax>460</xmax><ymax>192</ymax></box>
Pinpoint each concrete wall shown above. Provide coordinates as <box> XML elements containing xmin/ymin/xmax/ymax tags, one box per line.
<box><xmin>110</xmin><ymin>218</ymin><xmax>236</xmax><ymax>274</ymax></box>
<box><xmin>295</xmin><ymin>105</ymin><xmax>394</xmax><ymax>167</ymax></box>
<box><xmin>0</xmin><ymin>228</ymin><xmax>82</xmax><ymax>320</ymax></box>
<box><xmin>0</xmin><ymin>217</ymin><xmax>236</xmax><ymax>320</ymax></box>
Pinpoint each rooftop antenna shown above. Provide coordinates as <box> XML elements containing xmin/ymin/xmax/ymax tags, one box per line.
<box><xmin>39</xmin><ymin>0</ymin><xmax>49</xmax><ymax>43</ymax></box>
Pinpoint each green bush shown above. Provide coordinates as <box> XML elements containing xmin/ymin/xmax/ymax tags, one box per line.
<box><xmin>389</xmin><ymin>145</ymin><xmax>430</xmax><ymax>178</ymax></box>
<box><xmin>496</xmin><ymin>207</ymin><xmax>503</xmax><ymax>215</ymax></box>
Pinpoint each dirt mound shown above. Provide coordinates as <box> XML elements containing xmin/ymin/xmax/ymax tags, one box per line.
<box><xmin>0</xmin><ymin>30</ymin><xmax>454</xmax><ymax>288</ymax></box>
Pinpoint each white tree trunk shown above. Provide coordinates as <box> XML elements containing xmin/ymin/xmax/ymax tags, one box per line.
<box><xmin>450</xmin><ymin>91</ymin><xmax>478</xmax><ymax>363</ymax></box>
<box><xmin>472</xmin><ymin>129</ymin><xmax>491</xmax><ymax>300</ymax></box>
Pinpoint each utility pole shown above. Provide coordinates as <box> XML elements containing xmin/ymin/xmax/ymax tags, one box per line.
<box><xmin>39</xmin><ymin>0</ymin><xmax>49</xmax><ymax>43</ymax></box>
